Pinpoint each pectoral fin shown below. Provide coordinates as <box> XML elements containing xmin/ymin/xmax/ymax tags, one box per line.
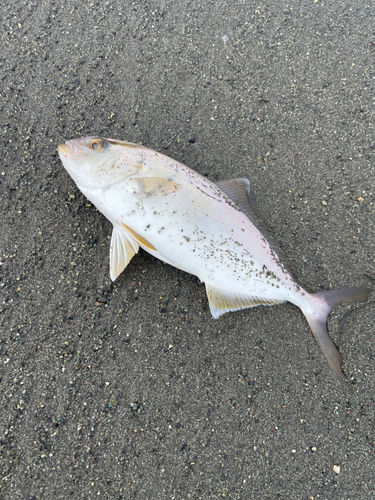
<box><xmin>205</xmin><ymin>282</ymin><xmax>284</xmax><ymax>319</ymax></box>
<box><xmin>136</xmin><ymin>177</ymin><xmax>181</xmax><ymax>198</ymax></box>
<box><xmin>110</xmin><ymin>226</ymin><xmax>139</xmax><ymax>281</ymax></box>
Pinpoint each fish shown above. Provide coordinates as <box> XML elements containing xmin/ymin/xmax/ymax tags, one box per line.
<box><xmin>58</xmin><ymin>136</ymin><xmax>371</xmax><ymax>379</ymax></box>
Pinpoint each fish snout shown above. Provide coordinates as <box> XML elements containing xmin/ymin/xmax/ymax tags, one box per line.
<box><xmin>58</xmin><ymin>139</ymin><xmax>81</xmax><ymax>160</ymax></box>
<box><xmin>57</xmin><ymin>143</ymin><xmax>71</xmax><ymax>157</ymax></box>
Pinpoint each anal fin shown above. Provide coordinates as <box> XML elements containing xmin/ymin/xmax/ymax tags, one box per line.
<box><xmin>205</xmin><ymin>282</ymin><xmax>284</xmax><ymax>319</ymax></box>
<box><xmin>110</xmin><ymin>226</ymin><xmax>139</xmax><ymax>281</ymax></box>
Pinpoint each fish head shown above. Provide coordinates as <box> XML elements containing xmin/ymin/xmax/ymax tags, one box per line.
<box><xmin>58</xmin><ymin>136</ymin><xmax>144</xmax><ymax>189</ymax></box>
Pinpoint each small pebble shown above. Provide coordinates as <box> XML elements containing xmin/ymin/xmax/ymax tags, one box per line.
<box><xmin>322</xmin><ymin>200</ymin><xmax>327</xmax><ymax>206</ymax></box>
<box><xmin>357</xmin><ymin>196</ymin><xmax>364</xmax><ymax>202</ymax></box>
<box><xmin>333</xmin><ymin>465</ymin><xmax>340</xmax><ymax>474</ymax></box>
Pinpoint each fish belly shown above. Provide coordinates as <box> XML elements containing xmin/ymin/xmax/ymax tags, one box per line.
<box><xmin>80</xmin><ymin>178</ymin><xmax>303</xmax><ymax>306</ymax></box>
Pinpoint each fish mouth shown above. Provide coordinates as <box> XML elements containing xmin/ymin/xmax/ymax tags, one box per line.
<box><xmin>58</xmin><ymin>140</ymin><xmax>81</xmax><ymax>159</ymax></box>
<box><xmin>57</xmin><ymin>143</ymin><xmax>71</xmax><ymax>156</ymax></box>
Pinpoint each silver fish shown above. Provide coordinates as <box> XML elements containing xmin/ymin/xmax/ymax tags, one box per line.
<box><xmin>58</xmin><ymin>136</ymin><xmax>371</xmax><ymax>379</ymax></box>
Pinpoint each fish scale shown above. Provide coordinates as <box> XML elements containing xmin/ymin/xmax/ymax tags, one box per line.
<box><xmin>98</xmin><ymin>174</ymin><xmax>287</xmax><ymax>296</ymax></box>
<box><xmin>58</xmin><ymin>136</ymin><xmax>371</xmax><ymax>379</ymax></box>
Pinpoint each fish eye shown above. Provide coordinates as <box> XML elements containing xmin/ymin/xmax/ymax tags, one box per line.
<box><xmin>89</xmin><ymin>138</ymin><xmax>106</xmax><ymax>151</ymax></box>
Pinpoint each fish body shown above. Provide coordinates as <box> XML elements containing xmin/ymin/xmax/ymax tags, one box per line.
<box><xmin>58</xmin><ymin>136</ymin><xmax>371</xmax><ymax>378</ymax></box>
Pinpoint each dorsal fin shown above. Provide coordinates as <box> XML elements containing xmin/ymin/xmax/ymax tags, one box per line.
<box><xmin>216</xmin><ymin>178</ymin><xmax>296</xmax><ymax>280</ymax></box>
<box><xmin>216</xmin><ymin>178</ymin><xmax>261</xmax><ymax>227</ymax></box>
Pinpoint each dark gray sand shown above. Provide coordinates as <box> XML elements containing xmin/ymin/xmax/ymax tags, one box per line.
<box><xmin>1</xmin><ymin>1</ymin><xmax>374</xmax><ymax>498</ymax></box>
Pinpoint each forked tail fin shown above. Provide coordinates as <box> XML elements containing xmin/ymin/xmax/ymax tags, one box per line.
<box><xmin>303</xmin><ymin>287</ymin><xmax>371</xmax><ymax>380</ymax></box>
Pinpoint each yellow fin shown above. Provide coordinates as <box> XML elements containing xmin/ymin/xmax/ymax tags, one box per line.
<box><xmin>136</xmin><ymin>177</ymin><xmax>181</xmax><ymax>198</ymax></box>
<box><xmin>120</xmin><ymin>223</ymin><xmax>157</xmax><ymax>252</ymax></box>
<box><xmin>110</xmin><ymin>226</ymin><xmax>139</xmax><ymax>281</ymax></box>
<box><xmin>205</xmin><ymin>282</ymin><xmax>284</xmax><ymax>319</ymax></box>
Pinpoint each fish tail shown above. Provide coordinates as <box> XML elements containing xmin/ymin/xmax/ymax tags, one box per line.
<box><xmin>303</xmin><ymin>287</ymin><xmax>371</xmax><ymax>380</ymax></box>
